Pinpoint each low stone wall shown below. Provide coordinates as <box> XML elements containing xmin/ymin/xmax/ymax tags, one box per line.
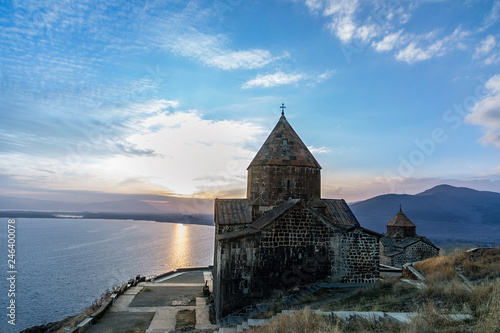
<box><xmin>63</xmin><ymin>274</ymin><xmax>144</xmax><ymax>332</ymax></box>
<box><xmin>153</xmin><ymin>266</ymin><xmax>213</xmax><ymax>281</ymax></box>
<box><xmin>402</xmin><ymin>264</ymin><xmax>425</xmax><ymax>281</ymax></box>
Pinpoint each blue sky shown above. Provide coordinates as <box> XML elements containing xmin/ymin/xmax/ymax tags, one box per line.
<box><xmin>1</xmin><ymin>0</ymin><xmax>500</xmax><ymax>205</ymax></box>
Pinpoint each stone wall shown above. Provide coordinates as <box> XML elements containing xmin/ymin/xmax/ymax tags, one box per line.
<box><xmin>340</xmin><ymin>228</ymin><xmax>380</xmax><ymax>283</ymax></box>
<box><xmin>247</xmin><ymin>165</ymin><xmax>320</xmax><ymax>209</ymax></box>
<box><xmin>214</xmin><ymin>203</ymin><xmax>381</xmax><ymax>319</ymax></box>
<box><xmin>214</xmin><ymin>235</ymin><xmax>261</xmax><ymax>319</ymax></box>
<box><xmin>258</xmin><ymin>205</ymin><xmax>334</xmax><ymax>289</ymax></box>
<box><xmin>391</xmin><ymin>241</ymin><xmax>439</xmax><ymax>267</ymax></box>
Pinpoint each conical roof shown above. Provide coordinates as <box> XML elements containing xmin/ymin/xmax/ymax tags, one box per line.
<box><xmin>386</xmin><ymin>207</ymin><xmax>416</xmax><ymax>227</ymax></box>
<box><xmin>248</xmin><ymin>114</ymin><xmax>321</xmax><ymax>169</ymax></box>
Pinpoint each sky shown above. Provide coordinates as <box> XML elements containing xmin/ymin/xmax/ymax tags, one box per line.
<box><xmin>1</xmin><ymin>0</ymin><xmax>500</xmax><ymax>206</ymax></box>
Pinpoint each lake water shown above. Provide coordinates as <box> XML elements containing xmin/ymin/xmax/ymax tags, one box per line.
<box><xmin>0</xmin><ymin>218</ymin><xmax>214</xmax><ymax>332</ymax></box>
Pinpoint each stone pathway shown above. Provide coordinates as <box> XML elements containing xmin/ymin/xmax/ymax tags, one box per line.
<box><xmin>455</xmin><ymin>267</ymin><xmax>475</xmax><ymax>291</ymax></box>
<box><xmin>88</xmin><ymin>269</ymin><xmax>217</xmax><ymax>333</ymax></box>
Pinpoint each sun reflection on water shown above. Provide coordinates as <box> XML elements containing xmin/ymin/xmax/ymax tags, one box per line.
<box><xmin>165</xmin><ymin>223</ymin><xmax>195</xmax><ymax>269</ymax></box>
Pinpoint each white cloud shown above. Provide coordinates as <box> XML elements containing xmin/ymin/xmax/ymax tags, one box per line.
<box><xmin>316</xmin><ymin>70</ymin><xmax>336</xmax><ymax>82</ymax></box>
<box><xmin>473</xmin><ymin>35</ymin><xmax>500</xmax><ymax>65</ymax></box>
<box><xmin>475</xmin><ymin>35</ymin><xmax>496</xmax><ymax>57</ymax></box>
<box><xmin>466</xmin><ymin>74</ymin><xmax>500</xmax><ymax>148</ymax></box>
<box><xmin>0</xmin><ymin>98</ymin><xmax>265</xmax><ymax>196</ymax></box>
<box><xmin>482</xmin><ymin>0</ymin><xmax>500</xmax><ymax>30</ymax></box>
<box><xmin>302</xmin><ymin>0</ymin><xmax>359</xmax><ymax>43</ymax></box>
<box><xmin>166</xmin><ymin>31</ymin><xmax>278</xmax><ymax>70</ymax></box>
<box><xmin>356</xmin><ymin>25</ymin><xmax>378</xmax><ymax>43</ymax></box>
<box><xmin>308</xmin><ymin>145</ymin><xmax>331</xmax><ymax>154</ymax></box>
<box><xmin>99</xmin><ymin>108</ymin><xmax>264</xmax><ymax>195</ymax></box>
<box><xmin>299</xmin><ymin>0</ymin><xmax>474</xmax><ymax>64</ymax></box>
<box><xmin>372</xmin><ymin>30</ymin><xmax>404</xmax><ymax>52</ymax></box>
<box><xmin>396</xmin><ymin>42</ymin><xmax>432</xmax><ymax>63</ymax></box>
<box><xmin>395</xmin><ymin>27</ymin><xmax>470</xmax><ymax>64</ymax></box>
<box><xmin>242</xmin><ymin>72</ymin><xmax>304</xmax><ymax>89</ymax></box>
<box><xmin>242</xmin><ymin>70</ymin><xmax>335</xmax><ymax>88</ymax></box>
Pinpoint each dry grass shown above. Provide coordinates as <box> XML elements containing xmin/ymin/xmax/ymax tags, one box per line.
<box><xmin>175</xmin><ymin>309</ymin><xmax>196</xmax><ymax>330</ymax></box>
<box><xmin>325</xmin><ymin>279</ymin><xmax>419</xmax><ymax>313</ymax></box>
<box><xmin>415</xmin><ymin>248</ymin><xmax>500</xmax><ymax>283</ymax></box>
<box><xmin>249</xmin><ymin>307</ymin><xmax>338</xmax><ymax>333</ymax></box>
<box><xmin>458</xmin><ymin>248</ymin><xmax>500</xmax><ymax>281</ymax></box>
<box><xmin>414</xmin><ymin>252</ymin><xmax>462</xmax><ymax>282</ymax></box>
<box><xmin>472</xmin><ymin>280</ymin><xmax>500</xmax><ymax>332</ymax></box>
<box><xmin>249</xmin><ymin>248</ymin><xmax>500</xmax><ymax>333</ymax></box>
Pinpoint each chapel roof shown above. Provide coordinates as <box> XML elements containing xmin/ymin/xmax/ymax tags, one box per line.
<box><xmin>380</xmin><ymin>235</ymin><xmax>440</xmax><ymax>257</ymax></box>
<box><xmin>248</xmin><ymin>114</ymin><xmax>321</xmax><ymax>169</ymax></box>
<box><xmin>386</xmin><ymin>207</ymin><xmax>416</xmax><ymax>228</ymax></box>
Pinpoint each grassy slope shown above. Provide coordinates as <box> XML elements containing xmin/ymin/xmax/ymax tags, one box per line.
<box><xmin>249</xmin><ymin>248</ymin><xmax>500</xmax><ymax>333</ymax></box>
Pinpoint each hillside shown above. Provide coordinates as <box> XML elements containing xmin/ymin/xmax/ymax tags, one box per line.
<box><xmin>350</xmin><ymin>184</ymin><xmax>500</xmax><ymax>242</ymax></box>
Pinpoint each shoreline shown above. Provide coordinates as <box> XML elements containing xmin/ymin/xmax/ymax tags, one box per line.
<box><xmin>0</xmin><ymin>211</ymin><xmax>214</xmax><ymax>226</ymax></box>
<box><xmin>21</xmin><ymin>266</ymin><xmax>214</xmax><ymax>333</ymax></box>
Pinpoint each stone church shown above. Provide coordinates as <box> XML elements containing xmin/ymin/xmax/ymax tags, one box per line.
<box><xmin>380</xmin><ymin>207</ymin><xmax>439</xmax><ymax>267</ymax></box>
<box><xmin>213</xmin><ymin>108</ymin><xmax>381</xmax><ymax>320</ymax></box>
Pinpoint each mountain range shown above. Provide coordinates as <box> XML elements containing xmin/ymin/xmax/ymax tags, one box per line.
<box><xmin>350</xmin><ymin>184</ymin><xmax>500</xmax><ymax>242</ymax></box>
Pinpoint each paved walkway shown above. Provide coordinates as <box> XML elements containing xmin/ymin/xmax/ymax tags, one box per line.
<box><xmin>90</xmin><ymin>269</ymin><xmax>217</xmax><ymax>333</ymax></box>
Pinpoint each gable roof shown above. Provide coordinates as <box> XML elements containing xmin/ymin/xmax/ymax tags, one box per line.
<box><xmin>380</xmin><ymin>235</ymin><xmax>396</xmax><ymax>248</ymax></box>
<box><xmin>380</xmin><ymin>235</ymin><xmax>440</xmax><ymax>257</ymax></box>
<box><xmin>214</xmin><ymin>199</ymin><xmax>251</xmax><ymax>226</ymax></box>
<box><xmin>216</xmin><ymin>199</ymin><xmax>301</xmax><ymax>240</ymax></box>
<box><xmin>322</xmin><ymin>199</ymin><xmax>360</xmax><ymax>226</ymax></box>
<box><xmin>248</xmin><ymin>115</ymin><xmax>321</xmax><ymax>169</ymax></box>
<box><xmin>250</xmin><ymin>199</ymin><xmax>301</xmax><ymax>229</ymax></box>
<box><xmin>387</xmin><ymin>207</ymin><xmax>416</xmax><ymax>228</ymax></box>
<box><xmin>216</xmin><ymin>198</ymin><xmax>379</xmax><ymax>241</ymax></box>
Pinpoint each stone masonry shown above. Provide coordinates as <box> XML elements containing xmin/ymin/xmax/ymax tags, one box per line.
<box><xmin>213</xmin><ymin>110</ymin><xmax>381</xmax><ymax>321</ymax></box>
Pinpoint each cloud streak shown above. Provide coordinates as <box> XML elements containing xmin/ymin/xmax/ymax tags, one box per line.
<box><xmin>466</xmin><ymin>74</ymin><xmax>500</xmax><ymax>148</ymax></box>
<box><xmin>299</xmin><ymin>0</ymin><xmax>481</xmax><ymax>64</ymax></box>
<box><xmin>165</xmin><ymin>31</ymin><xmax>278</xmax><ymax>70</ymax></box>
<box><xmin>242</xmin><ymin>70</ymin><xmax>334</xmax><ymax>89</ymax></box>
<box><xmin>242</xmin><ymin>72</ymin><xmax>303</xmax><ymax>89</ymax></box>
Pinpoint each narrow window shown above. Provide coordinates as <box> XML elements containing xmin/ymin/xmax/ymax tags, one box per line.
<box><xmin>287</xmin><ymin>180</ymin><xmax>290</xmax><ymax>190</ymax></box>
<box><xmin>283</xmin><ymin>139</ymin><xmax>287</xmax><ymax>145</ymax></box>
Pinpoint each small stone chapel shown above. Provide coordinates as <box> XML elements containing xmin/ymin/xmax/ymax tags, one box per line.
<box><xmin>380</xmin><ymin>207</ymin><xmax>440</xmax><ymax>267</ymax></box>
<box><xmin>213</xmin><ymin>106</ymin><xmax>381</xmax><ymax>320</ymax></box>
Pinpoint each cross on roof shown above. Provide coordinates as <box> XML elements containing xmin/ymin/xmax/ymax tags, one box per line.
<box><xmin>280</xmin><ymin>103</ymin><xmax>286</xmax><ymax>116</ymax></box>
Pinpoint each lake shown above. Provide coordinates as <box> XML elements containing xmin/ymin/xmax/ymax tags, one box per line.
<box><xmin>0</xmin><ymin>218</ymin><xmax>214</xmax><ymax>332</ymax></box>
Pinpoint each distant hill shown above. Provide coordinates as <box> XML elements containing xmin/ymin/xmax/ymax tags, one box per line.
<box><xmin>0</xmin><ymin>196</ymin><xmax>159</xmax><ymax>214</ymax></box>
<box><xmin>0</xmin><ymin>195</ymin><xmax>82</xmax><ymax>212</ymax></box>
<box><xmin>0</xmin><ymin>194</ymin><xmax>214</xmax><ymax>225</ymax></box>
<box><xmin>350</xmin><ymin>184</ymin><xmax>500</xmax><ymax>242</ymax></box>
<box><xmin>82</xmin><ymin>199</ymin><xmax>159</xmax><ymax>213</ymax></box>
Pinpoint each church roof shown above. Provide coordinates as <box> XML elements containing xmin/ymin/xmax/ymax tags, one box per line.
<box><xmin>386</xmin><ymin>207</ymin><xmax>416</xmax><ymax>228</ymax></box>
<box><xmin>216</xmin><ymin>198</ymin><xmax>376</xmax><ymax>241</ymax></box>
<box><xmin>322</xmin><ymin>199</ymin><xmax>360</xmax><ymax>226</ymax></box>
<box><xmin>248</xmin><ymin>114</ymin><xmax>321</xmax><ymax>169</ymax></box>
<box><xmin>214</xmin><ymin>199</ymin><xmax>251</xmax><ymax>226</ymax></box>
